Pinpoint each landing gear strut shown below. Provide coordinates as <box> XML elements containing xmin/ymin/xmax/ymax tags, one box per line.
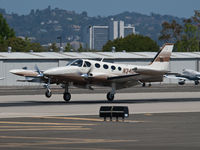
<box><xmin>63</xmin><ymin>84</ymin><xmax>71</xmax><ymax>102</ymax></box>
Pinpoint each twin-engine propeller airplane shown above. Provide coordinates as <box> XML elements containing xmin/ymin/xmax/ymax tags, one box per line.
<box><xmin>10</xmin><ymin>43</ymin><xmax>174</xmax><ymax>102</ymax></box>
<box><xmin>165</xmin><ymin>69</ymin><xmax>200</xmax><ymax>85</ymax></box>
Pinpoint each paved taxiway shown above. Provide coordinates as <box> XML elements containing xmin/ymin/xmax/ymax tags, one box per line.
<box><xmin>0</xmin><ymin>85</ymin><xmax>200</xmax><ymax>149</ymax></box>
<box><xmin>0</xmin><ymin>113</ymin><xmax>200</xmax><ymax>150</ymax></box>
<box><xmin>1</xmin><ymin>90</ymin><xmax>200</xmax><ymax>118</ymax></box>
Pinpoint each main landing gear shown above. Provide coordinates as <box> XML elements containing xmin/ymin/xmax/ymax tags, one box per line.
<box><xmin>107</xmin><ymin>92</ymin><xmax>115</xmax><ymax>101</ymax></box>
<box><xmin>106</xmin><ymin>84</ymin><xmax>116</xmax><ymax>102</ymax></box>
<box><xmin>195</xmin><ymin>80</ymin><xmax>199</xmax><ymax>85</ymax></box>
<box><xmin>44</xmin><ymin>80</ymin><xmax>71</xmax><ymax>102</ymax></box>
<box><xmin>63</xmin><ymin>84</ymin><xmax>71</xmax><ymax>102</ymax></box>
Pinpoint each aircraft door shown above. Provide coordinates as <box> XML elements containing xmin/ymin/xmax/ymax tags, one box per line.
<box><xmin>80</xmin><ymin>61</ymin><xmax>92</xmax><ymax>74</ymax></box>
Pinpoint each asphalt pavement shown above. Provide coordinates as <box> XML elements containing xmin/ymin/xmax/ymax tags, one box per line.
<box><xmin>0</xmin><ymin>112</ymin><xmax>200</xmax><ymax>150</ymax></box>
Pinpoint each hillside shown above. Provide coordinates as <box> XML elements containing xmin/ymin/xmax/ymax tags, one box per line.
<box><xmin>0</xmin><ymin>6</ymin><xmax>184</xmax><ymax>45</ymax></box>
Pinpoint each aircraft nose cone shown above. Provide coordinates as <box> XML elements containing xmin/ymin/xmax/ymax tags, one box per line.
<box><xmin>9</xmin><ymin>69</ymin><xmax>21</xmax><ymax>75</ymax></box>
<box><xmin>43</xmin><ymin>70</ymin><xmax>53</xmax><ymax>76</ymax></box>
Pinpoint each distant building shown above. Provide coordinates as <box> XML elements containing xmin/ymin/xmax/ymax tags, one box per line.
<box><xmin>124</xmin><ymin>24</ymin><xmax>135</xmax><ymax>37</ymax></box>
<box><xmin>85</xmin><ymin>26</ymin><xmax>109</xmax><ymax>50</ymax></box>
<box><xmin>109</xmin><ymin>19</ymin><xmax>124</xmax><ymax>40</ymax></box>
<box><xmin>84</xmin><ymin>20</ymin><xmax>135</xmax><ymax>50</ymax></box>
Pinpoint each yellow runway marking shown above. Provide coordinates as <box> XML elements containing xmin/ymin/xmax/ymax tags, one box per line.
<box><xmin>36</xmin><ymin>116</ymin><xmax>147</xmax><ymax>123</ymax></box>
<box><xmin>0</xmin><ymin>128</ymin><xmax>90</xmax><ymax>131</ymax></box>
<box><xmin>37</xmin><ymin>116</ymin><xmax>103</xmax><ymax>122</ymax></box>
<box><xmin>0</xmin><ymin>121</ymin><xmax>95</xmax><ymax>126</ymax></box>
<box><xmin>0</xmin><ymin>135</ymin><xmax>137</xmax><ymax>147</ymax></box>
<box><xmin>144</xmin><ymin>113</ymin><xmax>153</xmax><ymax>116</ymax></box>
<box><xmin>0</xmin><ymin>125</ymin><xmax>82</xmax><ymax>128</ymax></box>
<box><xmin>125</xmin><ymin>120</ymin><xmax>148</xmax><ymax>123</ymax></box>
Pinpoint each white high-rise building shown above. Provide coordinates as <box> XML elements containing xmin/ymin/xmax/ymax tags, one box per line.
<box><xmin>109</xmin><ymin>19</ymin><xmax>125</xmax><ymax>40</ymax></box>
<box><xmin>84</xmin><ymin>19</ymin><xmax>135</xmax><ymax>50</ymax></box>
<box><xmin>118</xmin><ymin>20</ymin><xmax>124</xmax><ymax>38</ymax></box>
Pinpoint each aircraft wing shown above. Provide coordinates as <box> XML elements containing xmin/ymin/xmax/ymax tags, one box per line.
<box><xmin>107</xmin><ymin>73</ymin><xmax>140</xmax><ymax>82</ymax></box>
<box><xmin>106</xmin><ymin>73</ymin><xmax>142</xmax><ymax>89</ymax></box>
<box><xmin>164</xmin><ymin>75</ymin><xmax>187</xmax><ymax>80</ymax></box>
<box><xmin>165</xmin><ymin>72</ymin><xmax>181</xmax><ymax>76</ymax></box>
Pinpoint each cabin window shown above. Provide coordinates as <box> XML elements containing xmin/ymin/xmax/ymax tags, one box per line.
<box><xmin>70</xmin><ymin>59</ymin><xmax>83</xmax><ymax>67</ymax></box>
<box><xmin>103</xmin><ymin>64</ymin><xmax>109</xmax><ymax>69</ymax></box>
<box><xmin>84</xmin><ymin>61</ymin><xmax>91</xmax><ymax>67</ymax></box>
<box><xmin>111</xmin><ymin>65</ymin><xmax>116</xmax><ymax>70</ymax></box>
<box><xmin>95</xmin><ymin>63</ymin><xmax>100</xmax><ymax>68</ymax></box>
<box><xmin>118</xmin><ymin>67</ymin><xmax>122</xmax><ymax>71</ymax></box>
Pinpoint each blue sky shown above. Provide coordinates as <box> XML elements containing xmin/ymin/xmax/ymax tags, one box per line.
<box><xmin>0</xmin><ymin>0</ymin><xmax>200</xmax><ymax>18</ymax></box>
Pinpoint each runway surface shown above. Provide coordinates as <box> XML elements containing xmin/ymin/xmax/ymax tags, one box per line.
<box><xmin>1</xmin><ymin>91</ymin><xmax>200</xmax><ymax>118</ymax></box>
<box><xmin>0</xmin><ymin>85</ymin><xmax>200</xmax><ymax>149</ymax></box>
<box><xmin>0</xmin><ymin>113</ymin><xmax>200</xmax><ymax>150</ymax></box>
<box><xmin>1</xmin><ymin>84</ymin><xmax>200</xmax><ymax>95</ymax></box>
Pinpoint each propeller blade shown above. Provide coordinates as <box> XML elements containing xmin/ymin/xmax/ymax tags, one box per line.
<box><xmin>81</xmin><ymin>67</ymin><xmax>93</xmax><ymax>78</ymax></box>
<box><xmin>34</xmin><ymin>64</ymin><xmax>43</xmax><ymax>77</ymax></box>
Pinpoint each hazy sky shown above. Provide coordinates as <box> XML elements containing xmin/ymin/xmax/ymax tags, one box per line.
<box><xmin>0</xmin><ymin>0</ymin><xmax>200</xmax><ymax>18</ymax></box>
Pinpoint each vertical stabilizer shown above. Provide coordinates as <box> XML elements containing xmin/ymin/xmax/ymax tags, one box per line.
<box><xmin>149</xmin><ymin>43</ymin><xmax>174</xmax><ymax>71</ymax></box>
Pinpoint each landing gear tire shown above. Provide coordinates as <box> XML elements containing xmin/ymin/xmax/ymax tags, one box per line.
<box><xmin>142</xmin><ymin>83</ymin><xmax>146</xmax><ymax>87</ymax></box>
<box><xmin>63</xmin><ymin>92</ymin><xmax>71</xmax><ymax>102</ymax></box>
<box><xmin>195</xmin><ymin>81</ymin><xmax>199</xmax><ymax>85</ymax></box>
<box><xmin>107</xmin><ymin>92</ymin><xmax>114</xmax><ymax>102</ymax></box>
<box><xmin>45</xmin><ymin>90</ymin><xmax>52</xmax><ymax>98</ymax></box>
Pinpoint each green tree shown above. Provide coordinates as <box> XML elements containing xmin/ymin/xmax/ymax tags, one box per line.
<box><xmin>159</xmin><ymin>11</ymin><xmax>200</xmax><ymax>52</ymax></box>
<box><xmin>0</xmin><ymin>13</ymin><xmax>46</xmax><ymax>52</ymax></box>
<box><xmin>1</xmin><ymin>37</ymin><xmax>45</xmax><ymax>52</ymax></box>
<box><xmin>192</xmin><ymin>10</ymin><xmax>200</xmax><ymax>51</ymax></box>
<box><xmin>77</xmin><ymin>43</ymin><xmax>83</xmax><ymax>52</ymax></box>
<box><xmin>65</xmin><ymin>43</ymin><xmax>72</xmax><ymax>52</ymax></box>
<box><xmin>102</xmin><ymin>34</ymin><xmax>159</xmax><ymax>52</ymax></box>
<box><xmin>159</xmin><ymin>20</ymin><xmax>182</xmax><ymax>43</ymax></box>
<box><xmin>176</xmin><ymin>19</ymin><xmax>199</xmax><ymax>52</ymax></box>
<box><xmin>0</xmin><ymin>13</ymin><xmax>15</xmax><ymax>43</ymax></box>
<box><xmin>48</xmin><ymin>43</ymin><xmax>59</xmax><ymax>52</ymax></box>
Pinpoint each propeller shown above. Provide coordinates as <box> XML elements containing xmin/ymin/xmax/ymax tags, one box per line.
<box><xmin>81</xmin><ymin>67</ymin><xmax>93</xmax><ymax>78</ymax></box>
<box><xmin>34</xmin><ymin>64</ymin><xmax>43</xmax><ymax>77</ymax></box>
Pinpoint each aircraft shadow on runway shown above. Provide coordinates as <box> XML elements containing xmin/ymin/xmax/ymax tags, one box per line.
<box><xmin>0</xmin><ymin>98</ymin><xmax>200</xmax><ymax>107</ymax></box>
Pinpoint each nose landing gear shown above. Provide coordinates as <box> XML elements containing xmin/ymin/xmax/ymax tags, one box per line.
<box><xmin>44</xmin><ymin>82</ymin><xmax>52</xmax><ymax>98</ymax></box>
<box><xmin>45</xmin><ymin>89</ymin><xmax>52</xmax><ymax>98</ymax></box>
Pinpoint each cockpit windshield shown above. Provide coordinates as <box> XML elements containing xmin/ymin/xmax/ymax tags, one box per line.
<box><xmin>66</xmin><ymin>59</ymin><xmax>83</xmax><ymax>67</ymax></box>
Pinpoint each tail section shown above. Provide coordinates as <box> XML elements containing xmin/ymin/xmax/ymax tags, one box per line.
<box><xmin>149</xmin><ymin>43</ymin><xmax>174</xmax><ymax>71</ymax></box>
